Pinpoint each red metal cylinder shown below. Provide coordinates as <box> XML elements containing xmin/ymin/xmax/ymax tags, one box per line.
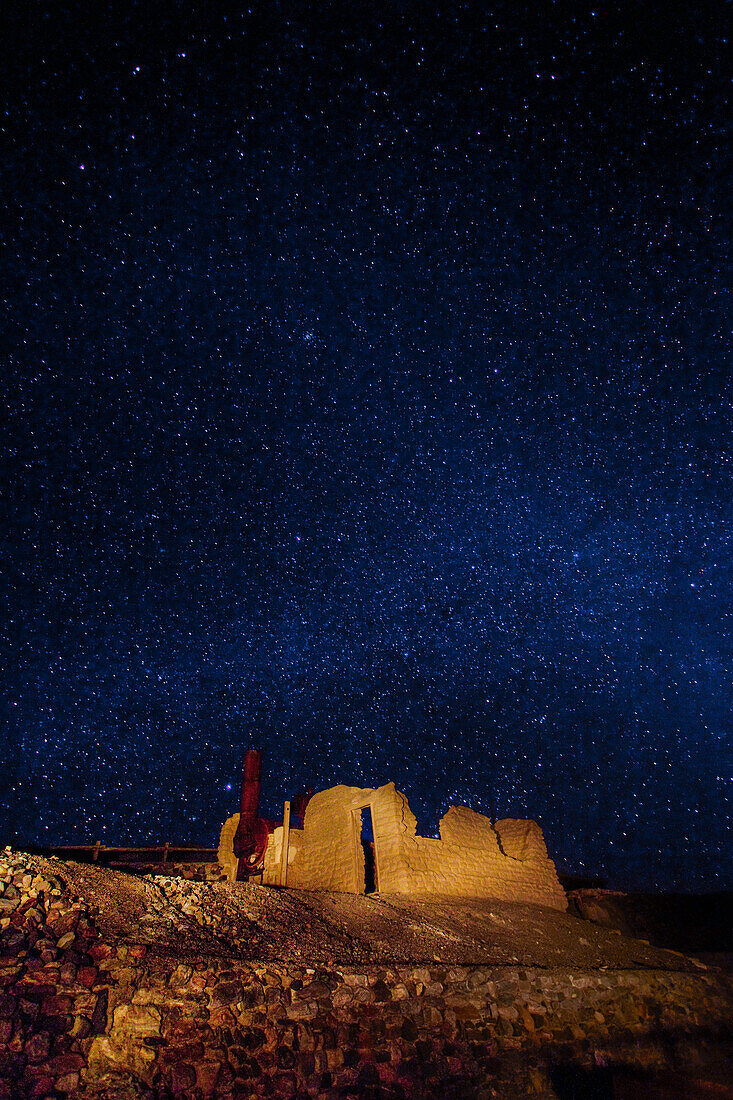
<box><xmin>239</xmin><ymin>749</ymin><xmax>262</xmax><ymax>821</ymax></box>
<box><xmin>233</xmin><ymin>750</ymin><xmax>270</xmax><ymax>877</ymax></box>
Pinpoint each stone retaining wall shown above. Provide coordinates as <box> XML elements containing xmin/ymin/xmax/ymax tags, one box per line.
<box><xmin>1</xmin><ymin>849</ymin><xmax>731</xmax><ymax>1099</ymax></box>
<box><xmin>86</xmin><ymin>957</ymin><xmax>732</xmax><ymax>1099</ymax></box>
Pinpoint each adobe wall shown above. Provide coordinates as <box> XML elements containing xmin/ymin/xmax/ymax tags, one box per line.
<box><xmin>220</xmin><ymin>783</ymin><xmax>567</xmax><ymax>910</ymax></box>
<box><xmin>285</xmin><ymin>784</ymin><xmax>414</xmax><ymax>894</ymax></box>
<box><xmin>400</xmin><ymin>804</ymin><xmax>566</xmax><ymax>910</ymax></box>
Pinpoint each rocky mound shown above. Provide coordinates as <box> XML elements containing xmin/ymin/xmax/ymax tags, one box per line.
<box><xmin>37</xmin><ymin>853</ymin><xmax>709</xmax><ymax>972</ymax></box>
<box><xmin>1</xmin><ymin>848</ymin><xmax>731</xmax><ymax>1100</ymax></box>
<box><xmin>568</xmin><ymin>889</ymin><xmax>733</xmax><ymax>963</ymax></box>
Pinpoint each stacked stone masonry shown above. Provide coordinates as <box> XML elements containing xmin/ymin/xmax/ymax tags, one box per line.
<box><xmin>1</xmin><ymin>849</ymin><xmax>732</xmax><ymax>1099</ymax></box>
<box><xmin>220</xmin><ymin>782</ymin><xmax>567</xmax><ymax>910</ymax></box>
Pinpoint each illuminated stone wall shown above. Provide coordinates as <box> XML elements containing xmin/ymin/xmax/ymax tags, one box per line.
<box><xmin>220</xmin><ymin>783</ymin><xmax>566</xmax><ymax>910</ymax></box>
<box><xmin>218</xmin><ymin>815</ymin><xmax>303</xmax><ymax>886</ymax></box>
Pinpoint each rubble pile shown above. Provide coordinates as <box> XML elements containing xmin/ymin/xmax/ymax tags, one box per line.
<box><xmin>0</xmin><ymin>848</ymin><xmax>109</xmax><ymax>1097</ymax></box>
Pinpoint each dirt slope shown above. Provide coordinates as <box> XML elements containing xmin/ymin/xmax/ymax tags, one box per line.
<box><xmin>54</xmin><ymin>858</ymin><xmax>707</xmax><ymax>973</ymax></box>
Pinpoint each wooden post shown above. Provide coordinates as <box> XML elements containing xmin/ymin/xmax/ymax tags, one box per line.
<box><xmin>351</xmin><ymin>809</ymin><xmax>361</xmax><ymax>893</ymax></box>
<box><xmin>280</xmin><ymin>801</ymin><xmax>291</xmax><ymax>888</ymax></box>
<box><xmin>161</xmin><ymin>842</ymin><xmax>169</xmax><ymax>867</ymax></box>
<box><xmin>92</xmin><ymin>841</ymin><xmax>101</xmax><ymax>864</ymax></box>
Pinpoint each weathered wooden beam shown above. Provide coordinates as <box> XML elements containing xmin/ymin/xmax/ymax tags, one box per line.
<box><xmin>280</xmin><ymin>801</ymin><xmax>291</xmax><ymax>888</ymax></box>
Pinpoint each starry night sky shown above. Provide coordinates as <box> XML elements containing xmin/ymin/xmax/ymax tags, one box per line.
<box><xmin>2</xmin><ymin>2</ymin><xmax>730</xmax><ymax>891</ymax></box>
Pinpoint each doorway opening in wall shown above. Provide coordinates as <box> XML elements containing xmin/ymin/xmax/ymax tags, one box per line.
<box><xmin>360</xmin><ymin>807</ymin><xmax>377</xmax><ymax>894</ymax></box>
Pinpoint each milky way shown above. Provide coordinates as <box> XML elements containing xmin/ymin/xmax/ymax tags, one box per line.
<box><xmin>2</xmin><ymin>3</ymin><xmax>730</xmax><ymax>890</ymax></box>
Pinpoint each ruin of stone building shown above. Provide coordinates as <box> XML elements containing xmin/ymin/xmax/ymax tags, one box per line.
<box><xmin>219</xmin><ymin>781</ymin><xmax>567</xmax><ymax>910</ymax></box>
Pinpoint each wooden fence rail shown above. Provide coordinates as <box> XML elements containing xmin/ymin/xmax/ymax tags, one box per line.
<box><xmin>28</xmin><ymin>844</ymin><xmax>219</xmax><ymax>866</ymax></box>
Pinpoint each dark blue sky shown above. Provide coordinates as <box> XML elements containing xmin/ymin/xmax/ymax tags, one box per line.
<box><xmin>2</xmin><ymin>1</ymin><xmax>730</xmax><ymax>890</ymax></box>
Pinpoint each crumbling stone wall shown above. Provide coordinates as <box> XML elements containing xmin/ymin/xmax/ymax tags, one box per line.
<box><xmin>286</xmin><ymin>784</ymin><xmax>410</xmax><ymax>894</ymax></box>
<box><xmin>218</xmin><ymin>815</ymin><xmax>303</xmax><ymax>886</ymax></box>
<box><xmin>401</xmin><ymin>805</ymin><xmax>566</xmax><ymax>909</ymax></box>
<box><xmin>220</xmin><ymin>783</ymin><xmax>566</xmax><ymax>910</ymax></box>
<box><xmin>217</xmin><ymin>815</ymin><xmax>239</xmax><ymax>882</ymax></box>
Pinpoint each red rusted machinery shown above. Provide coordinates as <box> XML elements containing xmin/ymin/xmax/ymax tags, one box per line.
<box><xmin>292</xmin><ymin>788</ymin><xmax>312</xmax><ymax>827</ymax></box>
<box><xmin>233</xmin><ymin>750</ymin><xmax>271</xmax><ymax>879</ymax></box>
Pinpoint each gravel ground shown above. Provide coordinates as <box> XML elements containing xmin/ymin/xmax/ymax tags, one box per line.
<box><xmin>54</xmin><ymin>858</ymin><xmax>708</xmax><ymax>973</ymax></box>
